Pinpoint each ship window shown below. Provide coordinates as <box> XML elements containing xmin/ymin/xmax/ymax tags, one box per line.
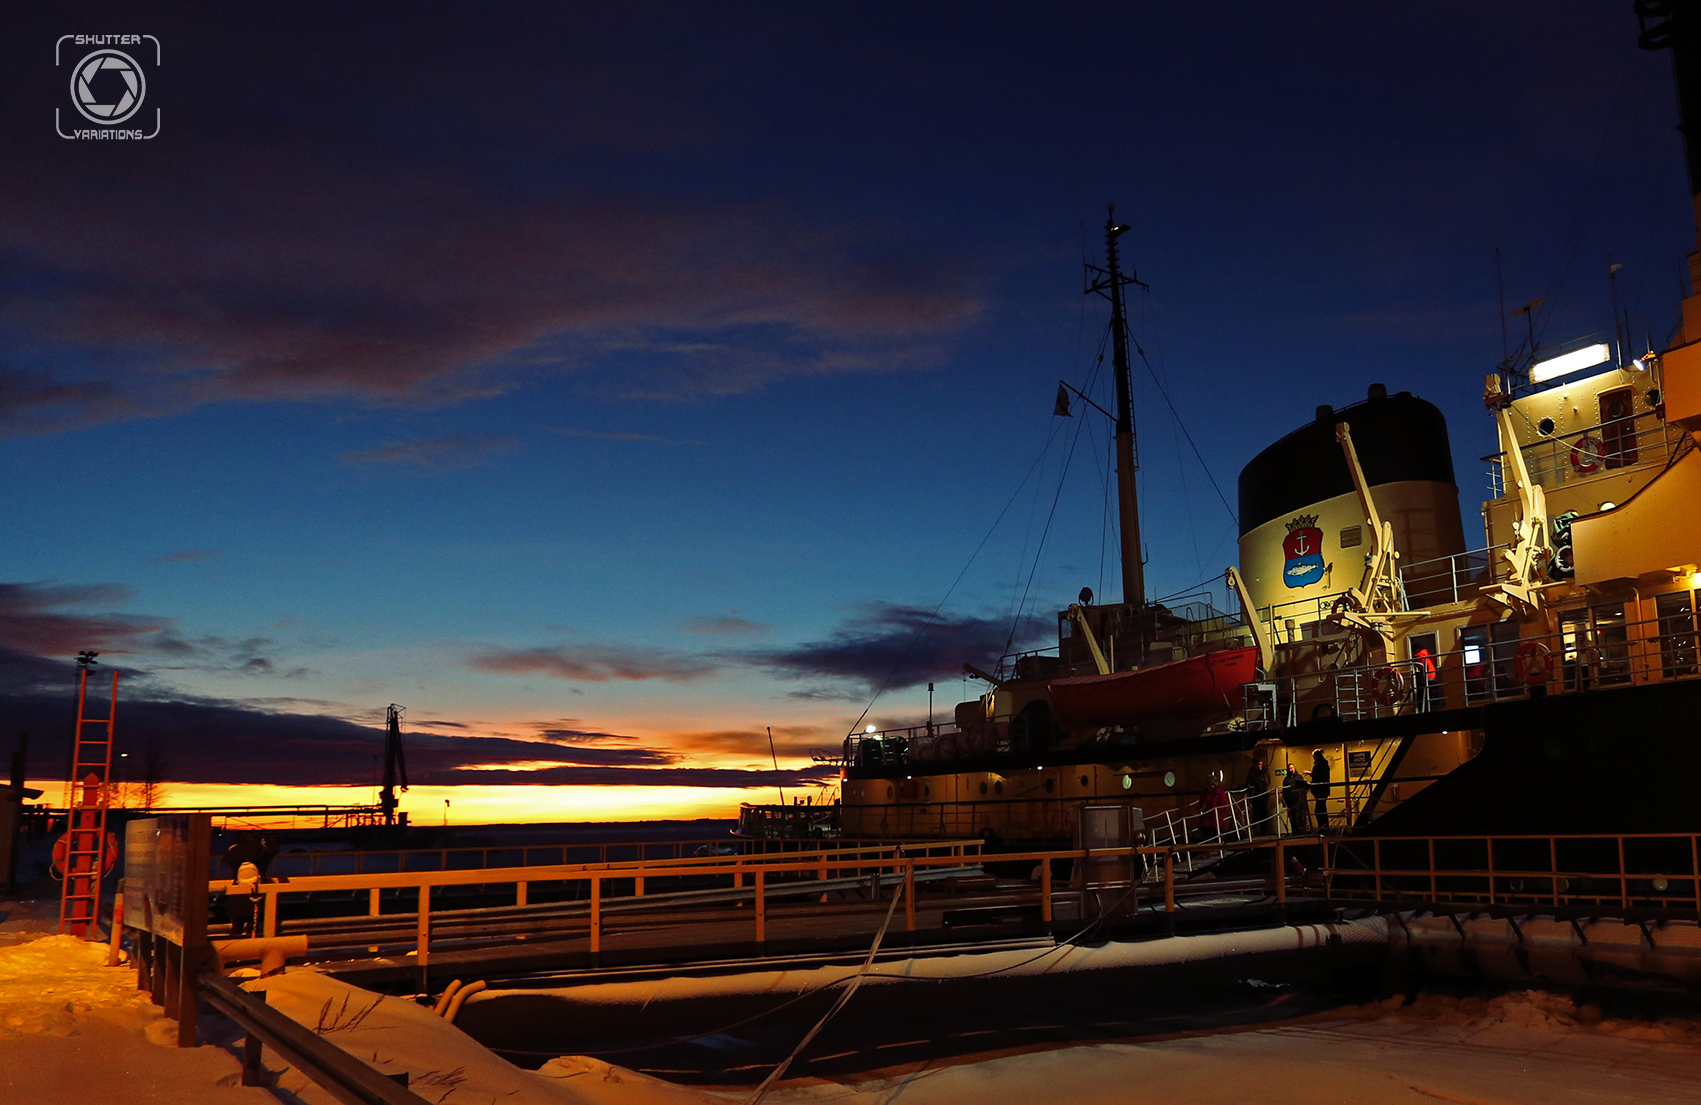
<box><xmin>1043</xmin><ymin>777</ymin><xmax>1055</xmax><ymax>793</ymax></box>
<box><xmin>1537</xmin><ymin>417</ymin><xmax>1555</xmax><ymax>436</ymax></box>
<box><xmin>1122</xmin><ymin>774</ymin><xmax>1133</xmax><ymax>790</ymax></box>
<box><xmin>886</xmin><ymin>786</ymin><xmax>894</xmax><ymax>799</ymax></box>
<box><xmin>1339</xmin><ymin>525</ymin><xmax>1362</xmax><ymax>549</ymax></box>
<box><xmin>979</xmin><ymin>781</ymin><xmax>988</xmax><ymax>796</ymax></box>
<box><xmin>1461</xmin><ymin>622</ymin><xmax>1519</xmax><ymax>703</ymax></box>
<box><xmin>994</xmin><ymin>780</ymin><xmax>1004</xmax><ymax>795</ymax></box>
<box><xmin>1079</xmin><ymin>774</ymin><xmax>1090</xmax><ymax>787</ymax></box>
<box><xmin>923</xmin><ymin>784</ymin><xmax>931</xmax><ymax>799</ymax></box>
<box><xmin>1163</xmin><ymin>770</ymin><xmax>1175</xmax><ymax>787</ymax></box>
<box><xmin>1656</xmin><ymin>591</ymin><xmax>1699</xmax><ymax>678</ymax></box>
<box><xmin>1598</xmin><ymin>388</ymin><xmax>1639</xmax><ymax>469</ymax></box>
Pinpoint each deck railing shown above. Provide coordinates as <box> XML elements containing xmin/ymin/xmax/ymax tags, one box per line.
<box><xmin>190</xmin><ymin>830</ymin><xmax>1701</xmax><ymax>971</ymax></box>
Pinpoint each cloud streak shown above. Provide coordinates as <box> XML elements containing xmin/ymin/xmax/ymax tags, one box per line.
<box><xmin>0</xmin><ymin>582</ymin><xmax>168</xmax><ymax>658</ymax></box>
<box><xmin>467</xmin><ymin>644</ymin><xmax>718</xmax><ymax>683</ymax></box>
<box><xmin>341</xmin><ymin>432</ymin><xmax>521</xmax><ymax>470</ymax></box>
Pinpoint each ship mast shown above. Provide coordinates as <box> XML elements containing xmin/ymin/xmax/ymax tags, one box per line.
<box><xmin>1086</xmin><ymin>205</ymin><xmax>1150</xmax><ymax>608</ymax></box>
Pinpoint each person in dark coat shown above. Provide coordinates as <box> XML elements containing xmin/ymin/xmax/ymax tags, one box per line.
<box><xmin>1311</xmin><ymin>750</ymin><xmax>1332</xmax><ymax>830</ymax></box>
<box><xmin>222</xmin><ymin>835</ymin><xmax>279</xmax><ymax>938</ymax></box>
<box><xmin>1282</xmin><ymin>762</ymin><xmax>1310</xmax><ymax>833</ymax></box>
<box><xmin>1243</xmin><ymin>756</ymin><xmax>1272</xmax><ymax>836</ymax></box>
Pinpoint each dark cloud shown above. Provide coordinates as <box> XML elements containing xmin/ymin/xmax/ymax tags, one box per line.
<box><xmin>467</xmin><ymin>645</ymin><xmax>717</xmax><ymax>684</ymax></box>
<box><xmin>0</xmin><ymin>582</ymin><xmax>167</xmax><ymax>657</ymax></box>
<box><xmin>0</xmin><ymin>4</ymin><xmax>986</xmax><ymax>439</ymax></box>
<box><xmin>681</xmin><ymin>616</ymin><xmax>770</xmax><ymax>636</ymax></box>
<box><xmin>340</xmin><ymin>433</ymin><xmax>521</xmax><ymax>470</ymax></box>
<box><xmin>532</xmin><ymin>726</ymin><xmax>641</xmax><ymax>745</ymax></box>
<box><xmin>0</xmin><ymin>646</ymin><xmax>827</xmax><ymax>788</ymax></box>
<box><xmin>150</xmin><ymin>550</ymin><xmax>223</xmax><ymax>563</ymax></box>
<box><xmin>739</xmin><ymin>602</ymin><xmax>1047</xmax><ymax>694</ymax></box>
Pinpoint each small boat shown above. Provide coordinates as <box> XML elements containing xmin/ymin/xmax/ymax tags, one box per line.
<box><xmin>1047</xmin><ymin>646</ymin><xmax>1260</xmax><ymax>733</ymax></box>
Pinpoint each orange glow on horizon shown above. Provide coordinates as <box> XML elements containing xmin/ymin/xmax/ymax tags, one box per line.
<box><xmin>26</xmin><ymin>780</ymin><xmax>829</xmax><ymax>826</ymax></box>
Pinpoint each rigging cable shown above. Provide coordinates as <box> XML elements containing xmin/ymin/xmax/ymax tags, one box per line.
<box><xmin>1130</xmin><ymin>299</ymin><xmax>1237</xmax><ymax>527</ymax></box>
<box><xmin>842</xmin><ymin>415</ymin><xmax>1069</xmax><ymax>738</ymax></box>
<box><xmin>1003</xmin><ymin>368</ymin><xmax>1096</xmax><ymax>658</ymax></box>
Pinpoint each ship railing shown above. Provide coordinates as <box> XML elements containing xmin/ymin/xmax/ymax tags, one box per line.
<box><xmin>1487</xmin><ymin>410</ymin><xmax>1686</xmax><ymax>498</ymax></box>
<box><xmin>1249</xmin><ymin>604</ymin><xmax>1701</xmax><ymax>728</ymax></box>
<box><xmin>1398</xmin><ymin>543</ymin><xmax>1510</xmax><ymax>608</ymax></box>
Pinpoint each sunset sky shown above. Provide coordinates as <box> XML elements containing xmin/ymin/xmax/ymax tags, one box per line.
<box><xmin>1</xmin><ymin>3</ymin><xmax>1691</xmax><ymax>822</ymax></box>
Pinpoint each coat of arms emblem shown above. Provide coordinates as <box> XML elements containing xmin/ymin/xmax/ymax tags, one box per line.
<box><xmin>1282</xmin><ymin>514</ymin><xmax>1324</xmax><ymax>588</ymax></box>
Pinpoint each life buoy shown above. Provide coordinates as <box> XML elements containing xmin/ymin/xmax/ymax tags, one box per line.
<box><xmin>1515</xmin><ymin>640</ymin><xmax>1553</xmax><ymax>685</ymax></box>
<box><xmin>1329</xmin><ymin>593</ymin><xmax>1361</xmax><ymax>621</ymax></box>
<box><xmin>50</xmin><ymin>831</ymin><xmax>119</xmax><ymax>881</ymax></box>
<box><xmin>1570</xmin><ymin>435</ymin><xmax>1605</xmax><ymax>475</ymax></box>
<box><xmin>1371</xmin><ymin>665</ymin><xmax>1407</xmax><ymax>705</ymax></box>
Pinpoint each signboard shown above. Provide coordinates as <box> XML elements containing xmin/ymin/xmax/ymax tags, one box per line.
<box><xmin>122</xmin><ymin>815</ymin><xmax>209</xmax><ymax>945</ymax></box>
<box><xmin>1347</xmin><ymin>749</ymin><xmax>1372</xmax><ymax>775</ymax></box>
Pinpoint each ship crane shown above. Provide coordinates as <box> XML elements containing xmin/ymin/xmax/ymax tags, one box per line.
<box><xmin>1326</xmin><ymin>421</ymin><xmax>1432</xmax><ymax>648</ymax></box>
<box><xmin>1482</xmin><ymin>402</ymin><xmax>1553</xmax><ymax>616</ymax></box>
<box><xmin>379</xmin><ymin>703</ymin><xmax>409</xmax><ymax>826</ymax></box>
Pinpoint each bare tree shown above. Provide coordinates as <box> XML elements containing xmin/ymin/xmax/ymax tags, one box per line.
<box><xmin>137</xmin><ymin>740</ymin><xmax>168</xmax><ymax>811</ymax></box>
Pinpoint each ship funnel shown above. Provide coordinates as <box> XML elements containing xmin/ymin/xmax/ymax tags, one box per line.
<box><xmin>1368</xmin><ymin>383</ymin><xmax>1388</xmax><ymax>400</ymax></box>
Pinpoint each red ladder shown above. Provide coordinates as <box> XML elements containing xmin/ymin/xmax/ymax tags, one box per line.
<box><xmin>59</xmin><ymin>665</ymin><xmax>117</xmax><ymax>936</ymax></box>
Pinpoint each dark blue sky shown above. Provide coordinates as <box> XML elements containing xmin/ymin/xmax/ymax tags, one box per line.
<box><xmin>0</xmin><ymin>3</ymin><xmax>1690</xmax><ymax>815</ymax></box>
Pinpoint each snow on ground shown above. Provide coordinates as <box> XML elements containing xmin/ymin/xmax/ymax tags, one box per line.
<box><xmin>0</xmin><ymin>931</ymin><xmax>274</xmax><ymax>1103</ymax></box>
<box><xmin>788</xmin><ymin>990</ymin><xmax>1701</xmax><ymax>1105</ymax></box>
<box><xmin>3</xmin><ymin>907</ymin><xmax>1701</xmax><ymax>1105</ymax></box>
<box><xmin>250</xmin><ymin>970</ymin><xmax>735</xmax><ymax>1104</ymax></box>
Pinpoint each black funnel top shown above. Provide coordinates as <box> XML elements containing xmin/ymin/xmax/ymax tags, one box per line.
<box><xmin>1237</xmin><ymin>391</ymin><xmax>1455</xmax><ymax>536</ymax></box>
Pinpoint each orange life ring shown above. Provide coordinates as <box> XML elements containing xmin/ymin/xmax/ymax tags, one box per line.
<box><xmin>1515</xmin><ymin>641</ymin><xmax>1553</xmax><ymax>685</ymax></box>
<box><xmin>1371</xmin><ymin>665</ymin><xmax>1407</xmax><ymax>705</ymax></box>
<box><xmin>1570</xmin><ymin>436</ymin><xmax>1605</xmax><ymax>475</ymax></box>
<box><xmin>50</xmin><ymin>830</ymin><xmax>119</xmax><ymax>880</ymax></box>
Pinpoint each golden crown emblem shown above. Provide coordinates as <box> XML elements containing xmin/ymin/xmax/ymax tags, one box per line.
<box><xmin>1286</xmin><ymin>514</ymin><xmax>1319</xmax><ymax>532</ymax></box>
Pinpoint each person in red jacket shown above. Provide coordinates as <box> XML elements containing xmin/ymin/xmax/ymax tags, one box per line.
<box><xmin>1198</xmin><ymin>776</ymin><xmax>1232</xmax><ymax>843</ymax></box>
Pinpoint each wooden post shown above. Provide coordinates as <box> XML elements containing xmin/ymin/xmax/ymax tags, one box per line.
<box><xmin>174</xmin><ymin>814</ymin><xmax>212</xmax><ymax>1048</ymax></box>
<box><xmin>515</xmin><ymin>881</ymin><xmax>527</xmax><ymax>907</ymax></box>
<box><xmin>634</xmin><ymin>874</ymin><xmax>644</xmax><ymax>898</ymax></box>
<box><xmin>1618</xmin><ymin>836</ymin><xmax>1629</xmax><ymax>909</ymax></box>
<box><xmin>1372</xmin><ymin>839</ymin><xmax>1382</xmax><ymax>903</ymax></box>
<box><xmin>1163</xmin><ymin>850</ymin><xmax>1175</xmax><ymax>913</ymax></box>
<box><xmin>416</xmin><ymin>885</ymin><xmax>430</xmax><ymax>967</ymax></box>
<box><xmin>369</xmin><ymin>887</ymin><xmax>381</xmax><ymax>916</ymax></box>
<box><xmin>1274</xmin><ymin>840</ymin><xmax>1286</xmax><ymax>905</ymax></box>
<box><xmin>1691</xmin><ymin>835</ymin><xmax>1699</xmax><ymax>916</ymax></box>
<box><xmin>159</xmin><ymin>939</ymin><xmax>178</xmax><ymax>1014</ymax></box>
<box><xmin>263</xmin><ymin>888</ymin><xmax>278</xmax><ymax>938</ymax></box>
<box><xmin>1552</xmin><ymin>837</ymin><xmax>1561</xmax><ymax>907</ymax></box>
<box><xmin>1040</xmin><ymin>857</ymin><xmax>1051</xmax><ymax>924</ymax></box>
<box><xmin>1428</xmin><ymin>837</ymin><xmax>1437</xmax><ymax>900</ymax></box>
<box><xmin>589</xmin><ymin>876</ymin><xmax>602</xmax><ymax>958</ymax></box>
<box><xmin>108</xmin><ymin>885</ymin><xmax>124</xmax><ymax>966</ymax></box>
<box><xmin>904</xmin><ymin>861</ymin><xmax>915</xmax><ymax>932</ymax></box>
<box><xmin>754</xmin><ymin>870</ymin><xmax>765</xmax><ymax>944</ymax></box>
<box><xmin>1486</xmin><ymin>836</ymin><xmax>1497</xmax><ymax>906</ymax></box>
<box><xmin>136</xmin><ymin>930</ymin><xmax>154</xmax><ymax>998</ymax></box>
